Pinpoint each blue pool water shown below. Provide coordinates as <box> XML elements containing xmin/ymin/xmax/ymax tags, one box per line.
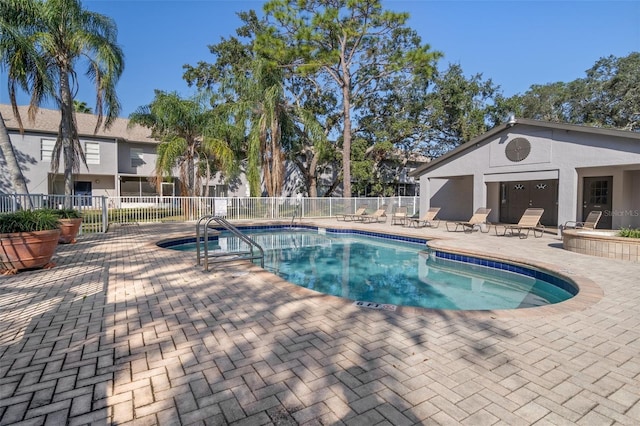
<box><xmin>164</xmin><ymin>227</ymin><xmax>575</xmax><ymax>310</ymax></box>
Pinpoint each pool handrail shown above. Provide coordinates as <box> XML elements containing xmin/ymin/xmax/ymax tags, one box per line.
<box><xmin>196</xmin><ymin>215</ymin><xmax>265</xmax><ymax>270</ymax></box>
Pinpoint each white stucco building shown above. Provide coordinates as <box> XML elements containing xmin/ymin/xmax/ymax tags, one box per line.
<box><xmin>0</xmin><ymin>105</ymin><xmax>249</xmax><ymax>199</ymax></box>
<box><xmin>409</xmin><ymin>118</ymin><xmax>640</xmax><ymax>230</ymax></box>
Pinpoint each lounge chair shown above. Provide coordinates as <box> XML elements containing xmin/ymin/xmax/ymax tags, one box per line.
<box><xmin>563</xmin><ymin>210</ymin><xmax>602</xmax><ymax>231</ymax></box>
<box><xmin>391</xmin><ymin>206</ymin><xmax>408</xmax><ymax>225</ymax></box>
<box><xmin>408</xmin><ymin>207</ymin><xmax>441</xmax><ymax>228</ymax></box>
<box><xmin>361</xmin><ymin>205</ymin><xmax>388</xmax><ymax>223</ymax></box>
<box><xmin>495</xmin><ymin>208</ymin><xmax>545</xmax><ymax>238</ymax></box>
<box><xmin>445</xmin><ymin>208</ymin><xmax>491</xmax><ymax>233</ymax></box>
<box><xmin>337</xmin><ymin>204</ymin><xmax>368</xmax><ymax>221</ymax></box>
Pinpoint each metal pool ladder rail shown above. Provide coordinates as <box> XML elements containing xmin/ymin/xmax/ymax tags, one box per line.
<box><xmin>196</xmin><ymin>215</ymin><xmax>265</xmax><ymax>271</ymax></box>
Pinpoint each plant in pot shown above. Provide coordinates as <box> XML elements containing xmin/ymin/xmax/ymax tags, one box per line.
<box><xmin>51</xmin><ymin>208</ymin><xmax>83</xmax><ymax>244</ymax></box>
<box><xmin>0</xmin><ymin>209</ymin><xmax>61</xmax><ymax>275</ymax></box>
<box><xmin>618</xmin><ymin>227</ymin><xmax>640</xmax><ymax>238</ymax></box>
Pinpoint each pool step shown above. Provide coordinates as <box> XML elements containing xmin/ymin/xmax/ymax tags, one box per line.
<box><xmin>202</xmin><ymin>250</ymin><xmax>263</xmax><ymax>266</ymax></box>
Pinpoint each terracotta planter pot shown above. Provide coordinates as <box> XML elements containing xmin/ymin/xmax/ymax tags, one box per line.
<box><xmin>58</xmin><ymin>218</ymin><xmax>83</xmax><ymax>244</ymax></box>
<box><xmin>0</xmin><ymin>229</ymin><xmax>60</xmax><ymax>274</ymax></box>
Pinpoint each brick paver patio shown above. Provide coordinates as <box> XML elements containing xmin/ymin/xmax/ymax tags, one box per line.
<box><xmin>1</xmin><ymin>219</ymin><xmax>639</xmax><ymax>425</ymax></box>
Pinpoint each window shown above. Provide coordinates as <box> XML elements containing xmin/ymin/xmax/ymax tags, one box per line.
<box><xmin>203</xmin><ymin>185</ymin><xmax>228</xmax><ymax>197</ymax></box>
<box><xmin>590</xmin><ymin>180</ymin><xmax>609</xmax><ymax>204</ymax></box>
<box><xmin>41</xmin><ymin>139</ymin><xmax>55</xmax><ymax>161</ymax></box>
<box><xmin>130</xmin><ymin>148</ymin><xmax>143</xmax><ymax>167</ymax></box>
<box><xmin>85</xmin><ymin>142</ymin><xmax>100</xmax><ymax>164</ymax></box>
<box><xmin>161</xmin><ymin>182</ymin><xmax>175</xmax><ymax>197</ymax></box>
<box><xmin>120</xmin><ymin>177</ymin><xmax>157</xmax><ymax>196</ymax></box>
<box><xmin>73</xmin><ymin>181</ymin><xmax>92</xmax><ymax>206</ymax></box>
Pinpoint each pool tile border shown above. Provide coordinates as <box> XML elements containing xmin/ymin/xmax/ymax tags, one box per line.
<box><xmin>432</xmin><ymin>250</ymin><xmax>578</xmax><ymax>296</ymax></box>
<box><xmin>156</xmin><ymin>233</ymin><xmax>219</xmax><ymax>248</ymax></box>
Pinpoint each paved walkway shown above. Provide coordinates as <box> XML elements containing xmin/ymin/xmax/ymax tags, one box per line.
<box><xmin>1</xmin><ymin>219</ymin><xmax>639</xmax><ymax>425</ymax></box>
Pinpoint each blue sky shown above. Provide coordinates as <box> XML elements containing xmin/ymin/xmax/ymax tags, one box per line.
<box><xmin>2</xmin><ymin>0</ymin><xmax>639</xmax><ymax>118</ymax></box>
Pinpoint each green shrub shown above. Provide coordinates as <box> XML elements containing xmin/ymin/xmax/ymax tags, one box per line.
<box><xmin>48</xmin><ymin>208</ymin><xmax>82</xmax><ymax>219</ymax></box>
<box><xmin>618</xmin><ymin>227</ymin><xmax>640</xmax><ymax>238</ymax></box>
<box><xmin>0</xmin><ymin>210</ymin><xmax>61</xmax><ymax>233</ymax></box>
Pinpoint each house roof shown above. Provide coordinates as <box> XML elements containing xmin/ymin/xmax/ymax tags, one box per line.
<box><xmin>409</xmin><ymin>118</ymin><xmax>640</xmax><ymax>178</ymax></box>
<box><xmin>0</xmin><ymin>104</ymin><xmax>157</xmax><ymax>144</ymax></box>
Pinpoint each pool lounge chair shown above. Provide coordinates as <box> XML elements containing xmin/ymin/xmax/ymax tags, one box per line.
<box><xmin>563</xmin><ymin>210</ymin><xmax>602</xmax><ymax>232</ymax></box>
<box><xmin>445</xmin><ymin>208</ymin><xmax>491</xmax><ymax>233</ymax></box>
<box><xmin>361</xmin><ymin>205</ymin><xmax>388</xmax><ymax>223</ymax></box>
<box><xmin>391</xmin><ymin>206</ymin><xmax>408</xmax><ymax>225</ymax></box>
<box><xmin>408</xmin><ymin>207</ymin><xmax>441</xmax><ymax>228</ymax></box>
<box><xmin>495</xmin><ymin>208</ymin><xmax>545</xmax><ymax>239</ymax></box>
<box><xmin>338</xmin><ymin>205</ymin><xmax>368</xmax><ymax>221</ymax></box>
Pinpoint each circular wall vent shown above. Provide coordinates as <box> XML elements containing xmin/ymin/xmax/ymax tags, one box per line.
<box><xmin>505</xmin><ymin>137</ymin><xmax>531</xmax><ymax>162</ymax></box>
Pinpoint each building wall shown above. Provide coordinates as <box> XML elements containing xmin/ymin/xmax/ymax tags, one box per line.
<box><xmin>425</xmin><ymin>126</ymin><xmax>640</xmax><ymax>181</ymax></box>
<box><xmin>424</xmin><ymin>175</ymin><xmax>474</xmax><ymax>221</ymax></box>
<box><xmin>77</xmin><ymin>136</ymin><xmax>118</xmax><ymax>176</ymax></box>
<box><xmin>418</xmin><ymin>124</ymin><xmax>640</xmax><ymax>228</ymax></box>
<box><xmin>486</xmin><ymin>182</ymin><xmax>501</xmax><ymax>224</ymax></box>
<box><xmin>117</xmin><ymin>141</ymin><xmax>159</xmax><ymax>176</ymax></box>
<box><xmin>3</xmin><ymin>131</ymin><xmax>52</xmax><ymax>194</ymax></box>
<box><xmin>50</xmin><ymin>174</ymin><xmax>117</xmax><ymax>198</ymax></box>
<box><xmin>621</xmin><ymin>170</ymin><xmax>640</xmax><ymax>228</ymax></box>
<box><xmin>2</xmin><ymin>130</ymin><xmax>121</xmax><ymax>195</ymax></box>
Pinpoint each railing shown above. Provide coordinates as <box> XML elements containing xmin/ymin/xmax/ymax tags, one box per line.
<box><xmin>0</xmin><ymin>194</ymin><xmax>419</xmax><ymax>234</ymax></box>
<box><xmin>0</xmin><ymin>193</ymin><xmax>108</xmax><ymax>235</ymax></box>
<box><xmin>197</xmin><ymin>215</ymin><xmax>265</xmax><ymax>271</ymax></box>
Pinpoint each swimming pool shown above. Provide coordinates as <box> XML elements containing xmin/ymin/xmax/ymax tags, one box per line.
<box><xmin>161</xmin><ymin>227</ymin><xmax>576</xmax><ymax>311</ymax></box>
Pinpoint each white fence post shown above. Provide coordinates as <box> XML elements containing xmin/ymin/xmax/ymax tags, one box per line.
<box><xmin>101</xmin><ymin>196</ymin><xmax>108</xmax><ymax>233</ymax></box>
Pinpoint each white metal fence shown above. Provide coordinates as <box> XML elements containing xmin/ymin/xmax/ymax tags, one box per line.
<box><xmin>0</xmin><ymin>194</ymin><xmax>419</xmax><ymax>234</ymax></box>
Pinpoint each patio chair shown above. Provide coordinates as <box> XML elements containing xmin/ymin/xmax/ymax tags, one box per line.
<box><xmin>408</xmin><ymin>207</ymin><xmax>441</xmax><ymax>228</ymax></box>
<box><xmin>445</xmin><ymin>208</ymin><xmax>492</xmax><ymax>233</ymax></box>
<box><xmin>361</xmin><ymin>205</ymin><xmax>388</xmax><ymax>223</ymax></box>
<box><xmin>563</xmin><ymin>210</ymin><xmax>602</xmax><ymax>231</ymax></box>
<box><xmin>495</xmin><ymin>208</ymin><xmax>545</xmax><ymax>239</ymax></box>
<box><xmin>338</xmin><ymin>204</ymin><xmax>368</xmax><ymax>221</ymax></box>
<box><xmin>391</xmin><ymin>206</ymin><xmax>408</xmax><ymax>225</ymax></box>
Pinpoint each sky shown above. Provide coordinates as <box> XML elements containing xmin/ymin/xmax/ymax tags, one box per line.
<box><xmin>1</xmin><ymin>0</ymin><xmax>639</xmax><ymax>118</ymax></box>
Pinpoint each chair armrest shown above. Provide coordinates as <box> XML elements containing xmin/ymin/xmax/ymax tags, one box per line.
<box><xmin>563</xmin><ymin>220</ymin><xmax>584</xmax><ymax>229</ymax></box>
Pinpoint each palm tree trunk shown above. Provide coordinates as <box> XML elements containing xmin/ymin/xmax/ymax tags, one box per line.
<box><xmin>308</xmin><ymin>152</ymin><xmax>319</xmax><ymax>198</ymax></box>
<box><xmin>203</xmin><ymin>159</ymin><xmax>211</xmax><ymax>198</ymax></box>
<box><xmin>187</xmin><ymin>153</ymin><xmax>195</xmax><ymax>197</ymax></box>
<box><xmin>271</xmin><ymin>119</ymin><xmax>283</xmax><ymax>196</ymax></box>
<box><xmin>59</xmin><ymin>70</ymin><xmax>75</xmax><ymax>208</ymax></box>
<box><xmin>0</xmin><ymin>111</ymin><xmax>32</xmax><ymax>208</ymax></box>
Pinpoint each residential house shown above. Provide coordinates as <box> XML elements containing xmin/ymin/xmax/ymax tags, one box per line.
<box><xmin>0</xmin><ymin>105</ymin><xmax>249</xmax><ymax>201</ymax></box>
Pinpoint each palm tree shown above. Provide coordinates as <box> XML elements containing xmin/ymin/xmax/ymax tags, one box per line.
<box><xmin>1</xmin><ymin>0</ymin><xmax>124</xmax><ymax>207</ymax></box>
<box><xmin>129</xmin><ymin>91</ymin><xmax>236</xmax><ymax>197</ymax></box>
<box><xmin>0</xmin><ymin>0</ymin><xmax>41</xmax><ymax>202</ymax></box>
<box><xmin>221</xmin><ymin>59</ymin><xmax>297</xmax><ymax>197</ymax></box>
<box><xmin>73</xmin><ymin>100</ymin><xmax>92</xmax><ymax>114</ymax></box>
<box><xmin>0</xmin><ymin>112</ymin><xmax>31</xmax><ymax>203</ymax></box>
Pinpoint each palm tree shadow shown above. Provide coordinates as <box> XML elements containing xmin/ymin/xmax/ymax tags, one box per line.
<box><xmin>1</xmin><ymin>224</ymin><xmax>521</xmax><ymax>425</ymax></box>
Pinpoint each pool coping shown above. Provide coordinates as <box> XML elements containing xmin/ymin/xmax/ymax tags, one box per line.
<box><xmin>153</xmin><ymin>222</ymin><xmax>603</xmax><ymax>320</ymax></box>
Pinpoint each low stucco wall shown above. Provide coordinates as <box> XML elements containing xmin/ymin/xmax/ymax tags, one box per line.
<box><xmin>563</xmin><ymin>229</ymin><xmax>640</xmax><ymax>262</ymax></box>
